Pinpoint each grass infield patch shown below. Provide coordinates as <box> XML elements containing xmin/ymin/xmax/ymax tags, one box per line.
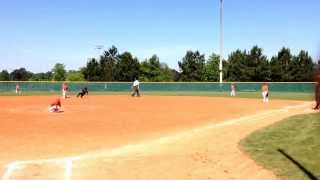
<box><xmin>240</xmin><ymin>113</ymin><xmax>320</xmax><ymax>180</ymax></box>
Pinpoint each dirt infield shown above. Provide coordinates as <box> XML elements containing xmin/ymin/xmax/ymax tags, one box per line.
<box><xmin>0</xmin><ymin>95</ymin><xmax>311</xmax><ymax>179</ymax></box>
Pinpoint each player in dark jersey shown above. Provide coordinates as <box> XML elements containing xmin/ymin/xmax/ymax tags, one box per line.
<box><xmin>77</xmin><ymin>87</ymin><xmax>89</xmax><ymax>98</ymax></box>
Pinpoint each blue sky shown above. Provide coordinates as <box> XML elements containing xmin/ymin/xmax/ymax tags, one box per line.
<box><xmin>0</xmin><ymin>0</ymin><xmax>319</xmax><ymax>72</ymax></box>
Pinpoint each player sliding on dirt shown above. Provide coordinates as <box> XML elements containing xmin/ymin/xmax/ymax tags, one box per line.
<box><xmin>49</xmin><ymin>98</ymin><xmax>63</xmax><ymax>113</ymax></box>
<box><xmin>77</xmin><ymin>86</ymin><xmax>89</xmax><ymax>98</ymax></box>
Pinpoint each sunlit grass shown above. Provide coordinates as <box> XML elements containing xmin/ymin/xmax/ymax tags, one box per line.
<box><xmin>240</xmin><ymin>113</ymin><xmax>320</xmax><ymax>180</ymax></box>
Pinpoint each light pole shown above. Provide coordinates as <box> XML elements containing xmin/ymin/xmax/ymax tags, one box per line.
<box><xmin>219</xmin><ymin>0</ymin><xmax>223</xmax><ymax>83</ymax></box>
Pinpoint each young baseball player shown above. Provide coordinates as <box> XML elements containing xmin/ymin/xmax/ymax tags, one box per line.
<box><xmin>261</xmin><ymin>83</ymin><xmax>269</xmax><ymax>102</ymax></box>
<box><xmin>230</xmin><ymin>83</ymin><xmax>236</xmax><ymax>96</ymax></box>
<box><xmin>314</xmin><ymin>74</ymin><xmax>320</xmax><ymax>110</ymax></box>
<box><xmin>62</xmin><ymin>82</ymin><xmax>69</xmax><ymax>99</ymax></box>
<box><xmin>131</xmin><ymin>78</ymin><xmax>140</xmax><ymax>97</ymax></box>
<box><xmin>15</xmin><ymin>83</ymin><xmax>21</xmax><ymax>94</ymax></box>
<box><xmin>49</xmin><ymin>98</ymin><xmax>62</xmax><ymax>112</ymax></box>
<box><xmin>77</xmin><ymin>87</ymin><xmax>89</xmax><ymax>98</ymax></box>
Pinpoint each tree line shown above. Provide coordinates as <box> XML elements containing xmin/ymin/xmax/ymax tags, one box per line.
<box><xmin>0</xmin><ymin>45</ymin><xmax>319</xmax><ymax>82</ymax></box>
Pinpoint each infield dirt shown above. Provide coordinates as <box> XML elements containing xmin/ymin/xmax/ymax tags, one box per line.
<box><xmin>0</xmin><ymin>95</ymin><xmax>311</xmax><ymax>179</ymax></box>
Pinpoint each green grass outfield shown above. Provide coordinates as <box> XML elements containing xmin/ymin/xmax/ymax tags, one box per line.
<box><xmin>0</xmin><ymin>91</ymin><xmax>313</xmax><ymax>101</ymax></box>
<box><xmin>240</xmin><ymin>113</ymin><xmax>320</xmax><ymax>180</ymax></box>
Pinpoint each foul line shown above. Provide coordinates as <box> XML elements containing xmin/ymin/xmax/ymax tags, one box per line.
<box><xmin>65</xmin><ymin>159</ymin><xmax>73</xmax><ymax>180</ymax></box>
<box><xmin>1</xmin><ymin>102</ymin><xmax>311</xmax><ymax>180</ymax></box>
<box><xmin>1</xmin><ymin>162</ymin><xmax>19</xmax><ymax>180</ymax></box>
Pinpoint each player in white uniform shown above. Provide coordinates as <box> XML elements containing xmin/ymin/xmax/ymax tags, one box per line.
<box><xmin>230</xmin><ymin>83</ymin><xmax>236</xmax><ymax>96</ymax></box>
<box><xmin>314</xmin><ymin>73</ymin><xmax>320</xmax><ymax>110</ymax></box>
<box><xmin>261</xmin><ymin>83</ymin><xmax>269</xmax><ymax>102</ymax></box>
<box><xmin>131</xmin><ymin>78</ymin><xmax>140</xmax><ymax>97</ymax></box>
<box><xmin>62</xmin><ymin>82</ymin><xmax>69</xmax><ymax>99</ymax></box>
<box><xmin>15</xmin><ymin>84</ymin><xmax>21</xmax><ymax>94</ymax></box>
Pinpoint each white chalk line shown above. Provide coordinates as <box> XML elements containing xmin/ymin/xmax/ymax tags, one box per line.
<box><xmin>65</xmin><ymin>159</ymin><xmax>73</xmax><ymax>180</ymax></box>
<box><xmin>1</xmin><ymin>162</ymin><xmax>19</xmax><ymax>180</ymax></box>
<box><xmin>1</xmin><ymin>102</ymin><xmax>311</xmax><ymax>180</ymax></box>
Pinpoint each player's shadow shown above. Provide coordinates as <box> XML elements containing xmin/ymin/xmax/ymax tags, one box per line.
<box><xmin>277</xmin><ymin>149</ymin><xmax>318</xmax><ymax>180</ymax></box>
<box><xmin>49</xmin><ymin>110</ymin><xmax>64</xmax><ymax>113</ymax></box>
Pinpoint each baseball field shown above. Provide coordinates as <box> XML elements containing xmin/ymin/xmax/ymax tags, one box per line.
<box><xmin>0</xmin><ymin>93</ymin><xmax>314</xmax><ymax>179</ymax></box>
<box><xmin>1</xmin><ymin>0</ymin><xmax>319</xmax><ymax>178</ymax></box>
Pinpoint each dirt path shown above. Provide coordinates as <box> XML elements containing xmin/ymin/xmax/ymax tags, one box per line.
<box><xmin>66</xmin><ymin>102</ymin><xmax>313</xmax><ymax>180</ymax></box>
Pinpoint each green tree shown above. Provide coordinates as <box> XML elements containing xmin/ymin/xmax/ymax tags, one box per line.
<box><xmin>66</xmin><ymin>70</ymin><xmax>85</xmax><ymax>81</ymax></box>
<box><xmin>115</xmin><ymin>52</ymin><xmax>140</xmax><ymax>81</ymax></box>
<box><xmin>291</xmin><ymin>50</ymin><xmax>314</xmax><ymax>81</ymax></box>
<box><xmin>99</xmin><ymin>46</ymin><xmax>118</xmax><ymax>81</ymax></box>
<box><xmin>52</xmin><ymin>63</ymin><xmax>66</xmax><ymax>81</ymax></box>
<box><xmin>139</xmin><ymin>57</ymin><xmax>174</xmax><ymax>82</ymax></box>
<box><xmin>0</xmin><ymin>70</ymin><xmax>10</xmax><ymax>81</ymax></box>
<box><xmin>30</xmin><ymin>72</ymin><xmax>52</xmax><ymax>81</ymax></box>
<box><xmin>247</xmin><ymin>46</ymin><xmax>270</xmax><ymax>81</ymax></box>
<box><xmin>316</xmin><ymin>60</ymin><xmax>320</xmax><ymax>72</ymax></box>
<box><xmin>158</xmin><ymin>63</ymin><xmax>174</xmax><ymax>82</ymax></box>
<box><xmin>10</xmin><ymin>68</ymin><xmax>33</xmax><ymax>81</ymax></box>
<box><xmin>82</xmin><ymin>58</ymin><xmax>101</xmax><ymax>81</ymax></box>
<box><xmin>204</xmin><ymin>53</ymin><xmax>219</xmax><ymax>81</ymax></box>
<box><xmin>178</xmin><ymin>50</ymin><xmax>205</xmax><ymax>81</ymax></box>
<box><xmin>270</xmin><ymin>48</ymin><xmax>292</xmax><ymax>81</ymax></box>
<box><xmin>225</xmin><ymin>50</ymin><xmax>249</xmax><ymax>81</ymax></box>
<box><xmin>140</xmin><ymin>55</ymin><xmax>162</xmax><ymax>81</ymax></box>
<box><xmin>225</xmin><ymin>47</ymin><xmax>270</xmax><ymax>82</ymax></box>
<box><xmin>170</xmin><ymin>69</ymin><xmax>180</xmax><ymax>81</ymax></box>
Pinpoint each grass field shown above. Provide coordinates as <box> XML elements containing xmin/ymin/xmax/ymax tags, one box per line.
<box><xmin>0</xmin><ymin>91</ymin><xmax>314</xmax><ymax>101</ymax></box>
<box><xmin>240</xmin><ymin>113</ymin><xmax>320</xmax><ymax>180</ymax></box>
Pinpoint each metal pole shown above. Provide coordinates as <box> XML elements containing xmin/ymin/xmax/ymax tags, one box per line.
<box><xmin>219</xmin><ymin>0</ymin><xmax>223</xmax><ymax>83</ymax></box>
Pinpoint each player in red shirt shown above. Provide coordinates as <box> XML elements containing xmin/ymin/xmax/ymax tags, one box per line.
<box><xmin>49</xmin><ymin>98</ymin><xmax>62</xmax><ymax>112</ymax></box>
<box><xmin>261</xmin><ymin>83</ymin><xmax>269</xmax><ymax>102</ymax></box>
<box><xmin>314</xmin><ymin>73</ymin><xmax>320</xmax><ymax>110</ymax></box>
<box><xmin>230</xmin><ymin>83</ymin><xmax>236</xmax><ymax>96</ymax></box>
<box><xmin>15</xmin><ymin>84</ymin><xmax>21</xmax><ymax>94</ymax></box>
<box><xmin>62</xmin><ymin>82</ymin><xmax>69</xmax><ymax>99</ymax></box>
